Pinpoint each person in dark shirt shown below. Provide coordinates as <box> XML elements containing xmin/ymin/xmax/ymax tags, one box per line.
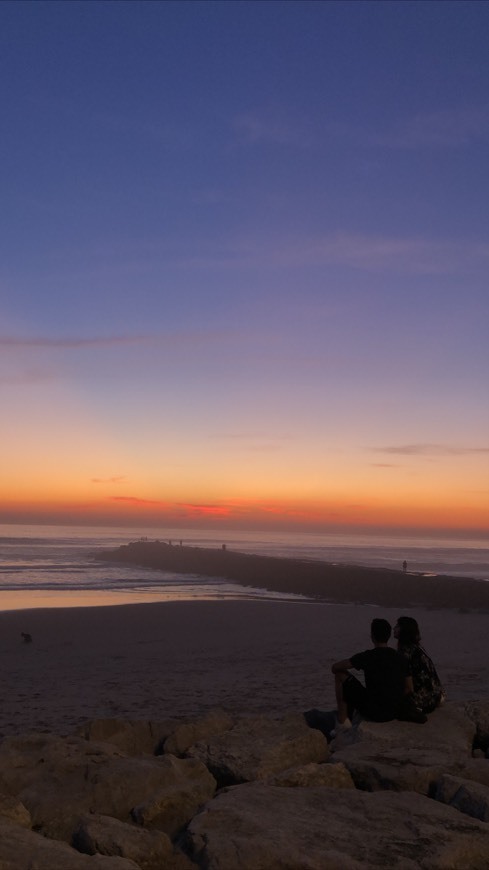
<box><xmin>331</xmin><ymin>618</ymin><xmax>410</xmax><ymax>731</ymax></box>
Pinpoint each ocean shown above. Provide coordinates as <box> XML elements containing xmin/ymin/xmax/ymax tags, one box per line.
<box><xmin>0</xmin><ymin>523</ymin><xmax>487</xmax><ymax>611</ymax></box>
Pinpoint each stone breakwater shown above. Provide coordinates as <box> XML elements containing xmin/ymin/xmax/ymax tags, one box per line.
<box><xmin>97</xmin><ymin>540</ymin><xmax>489</xmax><ymax>610</ymax></box>
<box><xmin>2</xmin><ymin>702</ymin><xmax>489</xmax><ymax>868</ymax></box>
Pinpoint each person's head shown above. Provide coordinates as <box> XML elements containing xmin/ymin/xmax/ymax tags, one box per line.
<box><xmin>370</xmin><ymin>618</ymin><xmax>391</xmax><ymax>644</ymax></box>
<box><xmin>394</xmin><ymin>616</ymin><xmax>420</xmax><ymax>646</ymax></box>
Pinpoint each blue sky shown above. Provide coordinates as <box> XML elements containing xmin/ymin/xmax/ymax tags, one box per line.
<box><xmin>1</xmin><ymin>0</ymin><xmax>488</xmax><ymax>532</ymax></box>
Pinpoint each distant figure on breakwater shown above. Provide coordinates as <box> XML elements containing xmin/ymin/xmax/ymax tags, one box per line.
<box><xmin>402</xmin><ymin>560</ymin><xmax>407</xmax><ymax>573</ymax></box>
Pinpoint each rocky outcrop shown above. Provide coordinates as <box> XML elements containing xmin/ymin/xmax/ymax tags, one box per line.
<box><xmin>1</xmin><ymin>703</ymin><xmax>489</xmax><ymax>868</ymax></box>
<box><xmin>74</xmin><ymin>813</ymin><xmax>193</xmax><ymax>870</ymax></box>
<box><xmin>330</xmin><ymin>702</ymin><xmax>484</xmax><ymax>795</ymax></box>
<box><xmin>187</xmin><ymin>784</ymin><xmax>489</xmax><ymax>869</ymax></box>
<box><xmin>0</xmin><ymin>816</ymin><xmax>140</xmax><ymax>869</ymax></box>
<box><xmin>77</xmin><ymin>718</ymin><xmax>178</xmax><ymax>756</ymax></box>
<box><xmin>0</xmin><ymin>731</ymin><xmax>216</xmax><ymax>841</ymax></box>
<box><xmin>163</xmin><ymin>709</ymin><xmax>234</xmax><ymax>756</ymax></box>
<box><xmin>434</xmin><ymin>773</ymin><xmax>489</xmax><ymax>822</ymax></box>
<box><xmin>186</xmin><ymin>713</ymin><xmax>329</xmax><ymax>786</ymax></box>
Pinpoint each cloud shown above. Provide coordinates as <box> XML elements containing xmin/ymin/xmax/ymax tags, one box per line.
<box><xmin>0</xmin><ymin>368</ymin><xmax>57</xmax><ymax>385</ymax></box>
<box><xmin>304</xmin><ymin>234</ymin><xmax>489</xmax><ymax>276</ymax></box>
<box><xmin>234</xmin><ymin>104</ymin><xmax>489</xmax><ymax>152</ymax></box>
<box><xmin>179</xmin><ymin>232</ymin><xmax>489</xmax><ymax>277</ymax></box>
<box><xmin>110</xmin><ymin>496</ymin><xmax>164</xmax><ymax>505</ymax></box>
<box><xmin>91</xmin><ymin>476</ymin><xmax>126</xmax><ymax>484</ymax></box>
<box><xmin>372</xmin><ymin>444</ymin><xmax>489</xmax><ymax>457</ymax></box>
<box><xmin>178</xmin><ymin>503</ymin><xmax>232</xmax><ymax>517</ymax></box>
<box><xmin>0</xmin><ymin>335</ymin><xmax>153</xmax><ymax>350</ymax></box>
<box><xmin>233</xmin><ymin>112</ymin><xmax>314</xmax><ymax>147</ymax></box>
<box><xmin>372</xmin><ymin>105</ymin><xmax>489</xmax><ymax>149</ymax></box>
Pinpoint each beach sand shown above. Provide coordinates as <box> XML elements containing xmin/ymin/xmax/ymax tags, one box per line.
<box><xmin>1</xmin><ymin>594</ymin><xmax>488</xmax><ymax>737</ymax></box>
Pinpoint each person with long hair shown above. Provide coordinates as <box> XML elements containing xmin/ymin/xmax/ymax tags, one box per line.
<box><xmin>394</xmin><ymin>616</ymin><xmax>445</xmax><ymax>714</ymax></box>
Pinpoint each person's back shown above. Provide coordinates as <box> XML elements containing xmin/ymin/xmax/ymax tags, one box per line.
<box><xmin>353</xmin><ymin>647</ymin><xmax>407</xmax><ymax>705</ymax></box>
<box><xmin>350</xmin><ymin>646</ymin><xmax>407</xmax><ymax>720</ymax></box>
<box><xmin>332</xmin><ymin>617</ymin><xmax>409</xmax><ymax>727</ymax></box>
<box><xmin>394</xmin><ymin>617</ymin><xmax>444</xmax><ymax>714</ymax></box>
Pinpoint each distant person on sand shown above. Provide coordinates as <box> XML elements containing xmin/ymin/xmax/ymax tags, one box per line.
<box><xmin>402</xmin><ymin>560</ymin><xmax>407</xmax><ymax>572</ymax></box>
<box><xmin>394</xmin><ymin>616</ymin><xmax>445</xmax><ymax>714</ymax></box>
<box><xmin>331</xmin><ymin>618</ymin><xmax>410</xmax><ymax>733</ymax></box>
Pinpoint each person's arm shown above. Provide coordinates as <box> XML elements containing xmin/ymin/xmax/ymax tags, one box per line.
<box><xmin>404</xmin><ymin>675</ymin><xmax>414</xmax><ymax>695</ymax></box>
<box><xmin>331</xmin><ymin>658</ymin><xmax>352</xmax><ymax>674</ymax></box>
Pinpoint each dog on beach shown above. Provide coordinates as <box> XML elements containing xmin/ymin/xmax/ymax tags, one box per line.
<box><xmin>21</xmin><ymin>632</ymin><xmax>32</xmax><ymax>644</ymax></box>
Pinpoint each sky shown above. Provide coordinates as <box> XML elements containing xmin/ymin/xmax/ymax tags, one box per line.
<box><xmin>1</xmin><ymin>0</ymin><xmax>488</xmax><ymax>536</ymax></box>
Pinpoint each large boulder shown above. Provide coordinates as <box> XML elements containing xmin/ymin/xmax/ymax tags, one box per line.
<box><xmin>266</xmin><ymin>761</ymin><xmax>355</xmax><ymax>789</ymax></box>
<box><xmin>330</xmin><ymin>702</ymin><xmax>479</xmax><ymax>795</ymax></box>
<box><xmin>0</xmin><ymin>732</ymin><xmax>215</xmax><ymax>841</ymax></box>
<box><xmin>464</xmin><ymin>700</ymin><xmax>489</xmax><ymax>754</ymax></box>
<box><xmin>74</xmin><ymin>812</ymin><xmax>194</xmax><ymax>870</ymax></box>
<box><xmin>77</xmin><ymin>718</ymin><xmax>178</xmax><ymax>756</ymax></box>
<box><xmin>163</xmin><ymin>709</ymin><xmax>234</xmax><ymax>756</ymax></box>
<box><xmin>186</xmin><ymin>713</ymin><xmax>328</xmax><ymax>786</ymax></box>
<box><xmin>187</xmin><ymin>783</ymin><xmax>489</xmax><ymax>869</ymax></box>
<box><xmin>0</xmin><ymin>817</ymin><xmax>139</xmax><ymax>870</ymax></box>
<box><xmin>0</xmin><ymin>793</ymin><xmax>31</xmax><ymax>827</ymax></box>
<box><xmin>131</xmin><ymin>755</ymin><xmax>216</xmax><ymax>837</ymax></box>
<box><xmin>434</xmin><ymin>773</ymin><xmax>489</xmax><ymax>822</ymax></box>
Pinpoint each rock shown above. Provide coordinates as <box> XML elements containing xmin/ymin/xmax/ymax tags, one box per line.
<box><xmin>330</xmin><ymin>702</ymin><xmax>478</xmax><ymax>795</ymax></box>
<box><xmin>131</xmin><ymin>755</ymin><xmax>216</xmax><ymax>837</ymax></box>
<box><xmin>186</xmin><ymin>713</ymin><xmax>328</xmax><ymax>786</ymax></box>
<box><xmin>434</xmin><ymin>773</ymin><xmax>489</xmax><ymax>822</ymax></box>
<box><xmin>77</xmin><ymin>718</ymin><xmax>177</xmax><ymax>755</ymax></box>
<box><xmin>0</xmin><ymin>817</ymin><xmax>140</xmax><ymax>869</ymax></box>
<box><xmin>464</xmin><ymin>700</ymin><xmax>489</xmax><ymax>754</ymax></box>
<box><xmin>164</xmin><ymin>709</ymin><xmax>234</xmax><ymax>756</ymax></box>
<box><xmin>74</xmin><ymin>812</ymin><xmax>194</xmax><ymax>870</ymax></box>
<box><xmin>266</xmin><ymin>761</ymin><xmax>355</xmax><ymax>789</ymax></box>
<box><xmin>0</xmin><ymin>793</ymin><xmax>31</xmax><ymax>827</ymax></box>
<box><xmin>187</xmin><ymin>783</ymin><xmax>489</xmax><ymax>869</ymax></box>
<box><xmin>0</xmin><ymin>732</ymin><xmax>215</xmax><ymax>842</ymax></box>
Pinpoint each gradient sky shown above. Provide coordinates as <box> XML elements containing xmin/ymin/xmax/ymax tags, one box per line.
<box><xmin>1</xmin><ymin>0</ymin><xmax>488</xmax><ymax>535</ymax></box>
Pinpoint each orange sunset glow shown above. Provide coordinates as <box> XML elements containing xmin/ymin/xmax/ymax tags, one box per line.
<box><xmin>1</xmin><ymin>1</ymin><xmax>487</xmax><ymax>541</ymax></box>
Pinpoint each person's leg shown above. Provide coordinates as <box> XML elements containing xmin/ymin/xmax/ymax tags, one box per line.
<box><xmin>341</xmin><ymin>674</ymin><xmax>368</xmax><ymax>722</ymax></box>
<box><xmin>334</xmin><ymin>671</ymin><xmax>350</xmax><ymax>724</ymax></box>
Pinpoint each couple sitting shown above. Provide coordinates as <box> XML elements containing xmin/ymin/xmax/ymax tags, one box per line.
<box><xmin>332</xmin><ymin>616</ymin><xmax>444</xmax><ymax>733</ymax></box>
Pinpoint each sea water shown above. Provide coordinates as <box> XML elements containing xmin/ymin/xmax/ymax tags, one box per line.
<box><xmin>0</xmin><ymin>523</ymin><xmax>487</xmax><ymax>610</ymax></box>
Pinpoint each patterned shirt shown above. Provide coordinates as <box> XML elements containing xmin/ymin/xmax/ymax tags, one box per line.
<box><xmin>399</xmin><ymin>644</ymin><xmax>444</xmax><ymax>714</ymax></box>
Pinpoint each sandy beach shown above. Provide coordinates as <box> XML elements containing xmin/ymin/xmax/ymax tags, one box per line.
<box><xmin>1</xmin><ymin>593</ymin><xmax>488</xmax><ymax>737</ymax></box>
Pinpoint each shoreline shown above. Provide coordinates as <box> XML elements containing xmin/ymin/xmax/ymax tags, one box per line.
<box><xmin>96</xmin><ymin>540</ymin><xmax>489</xmax><ymax>611</ymax></box>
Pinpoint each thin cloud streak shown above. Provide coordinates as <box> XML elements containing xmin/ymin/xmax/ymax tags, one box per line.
<box><xmin>0</xmin><ymin>335</ymin><xmax>155</xmax><ymax>350</ymax></box>
<box><xmin>372</xmin><ymin>444</ymin><xmax>489</xmax><ymax>457</ymax></box>
<box><xmin>177</xmin><ymin>233</ymin><xmax>489</xmax><ymax>276</ymax></box>
<box><xmin>372</xmin><ymin>104</ymin><xmax>489</xmax><ymax>149</ymax></box>
<box><xmin>233</xmin><ymin>112</ymin><xmax>315</xmax><ymax>147</ymax></box>
<box><xmin>110</xmin><ymin>496</ymin><xmax>164</xmax><ymax>505</ymax></box>
<box><xmin>233</xmin><ymin>104</ymin><xmax>489</xmax><ymax>151</ymax></box>
<box><xmin>91</xmin><ymin>477</ymin><xmax>126</xmax><ymax>484</ymax></box>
